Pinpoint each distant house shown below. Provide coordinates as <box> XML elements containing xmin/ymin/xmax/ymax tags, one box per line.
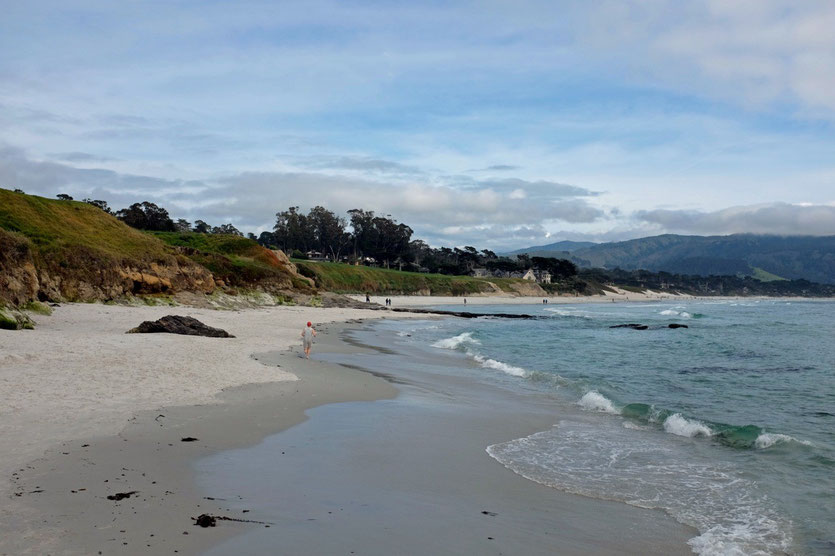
<box><xmin>305</xmin><ymin>250</ymin><xmax>329</xmax><ymax>262</ymax></box>
<box><xmin>534</xmin><ymin>269</ymin><xmax>551</xmax><ymax>284</ymax></box>
<box><xmin>469</xmin><ymin>267</ymin><xmax>551</xmax><ymax>284</ymax></box>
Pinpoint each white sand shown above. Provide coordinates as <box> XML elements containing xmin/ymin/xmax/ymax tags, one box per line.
<box><xmin>352</xmin><ymin>288</ymin><xmax>692</xmax><ymax>307</ymax></box>
<box><xmin>0</xmin><ymin>303</ymin><xmax>418</xmax><ymax>486</ymax></box>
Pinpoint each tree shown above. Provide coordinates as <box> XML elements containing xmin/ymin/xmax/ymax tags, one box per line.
<box><xmin>347</xmin><ymin>209</ymin><xmax>376</xmax><ymax>259</ymax></box>
<box><xmin>193</xmin><ymin>219</ymin><xmax>211</xmax><ymax>233</ymax></box>
<box><xmin>174</xmin><ymin>218</ymin><xmax>192</xmax><ymax>232</ymax></box>
<box><xmin>83</xmin><ymin>199</ymin><xmax>112</xmax><ymax>213</ymax></box>
<box><xmin>274</xmin><ymin>207</ymin><xmax>312</xmax><ymax>253</ymax></box>
<box><xmin>211</xmin><ymin>223</ymin><xmax>243</xmax><ymax>236</ymax></box>
<box><xmin>257</xmin><ymin>231</ymin><xmax>277</xmax><ymax>248</ymax></box>
<box><xmin>57</xmin><ymin>193</ymin><xmax>73</xmax><ymax>201</ymax></box>
<box><xmin>308</xmin><ymin>206</ymin><xmax>350</xmax><ymax>260</ymax></box>
<box><xmin>115</xmin><ymin>202</ymin><xmax>175</xmax><ymax>231</ymax></box>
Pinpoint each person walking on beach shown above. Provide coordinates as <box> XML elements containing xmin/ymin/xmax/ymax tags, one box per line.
<box><xmin>301</xmin><ymin>321</ymin><xmax>317</xmax><ymax>359</ymax></box>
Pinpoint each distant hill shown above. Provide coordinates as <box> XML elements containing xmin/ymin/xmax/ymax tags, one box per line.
<box><xmin>567</xmin><ymin>234</ymin><xmax>835</xmax><ymax>284</ymax></box>
<box><xmin>502</xmin><ymin>241</ymin><xmax>598</xmax><ymax>260</ymax></box>
<box><xmin>504</xmin><ymin>240</ymin><xmax>597</xmax><ymax>258</ymax></box>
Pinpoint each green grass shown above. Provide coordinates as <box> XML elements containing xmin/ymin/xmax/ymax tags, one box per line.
<box><xmin>153</xmin><ymin>232</ymin><xmax>309</xmax><ymax>290</ymax></box>
<box><xmin>21</xmin><ymin>301</ymin><xmax>52</xmax><ymax>315</ymax></box>
<box><xmin>751</xmin><ymin>267</ymin><xmax>788</xmax><ymax>282</ymax></box>
<box><xmin>0</xmin><ymin>189</ymin><xmax>170</xmax><ymax>263</ymax></box>
<box><xmin>294</xmin><ymin>260</ymin><xmax>528</xmax><ymax>295</ymax></box>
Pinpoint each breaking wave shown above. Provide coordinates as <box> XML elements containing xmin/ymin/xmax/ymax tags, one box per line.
<box><xmin>577</xmin><ymin>391</ymin><xmax>619</xmax><ymax>414</ymax></box>
<box><xmin>432</xmin><ymin>331</ymin><xmax>529</xmax><ymax>378</ymax></box>
<box><xmin>431</xmin><ymin>332</ymin><xmax>480</xmax><ymax>350</ymax></box>
<box><xmin>486</xmin><ymin>421</ymin><xmax>794</xmax><ymax>556</ymax></box>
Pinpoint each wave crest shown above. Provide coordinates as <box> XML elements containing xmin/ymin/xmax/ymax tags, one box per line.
<box><xmin>578</xmin><ymin>391</ymin><xmax>618</xmax><ymax>414</ymax></box>
<box><xmin>432</xmin><ymin>332</ymin><xmax>480</xmax><ymax>350</ymax></box>
<box><xmin>664</xmin><ymin>413</ymin><xmax>713</xmax><ymax>437</ymax></box>
<box><xmin>755</xmin><ymin>433</ymin><xmax>813</xmax><ymax>450</ymax></box>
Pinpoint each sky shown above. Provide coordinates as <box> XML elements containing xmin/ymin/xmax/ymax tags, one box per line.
<box><xmin>1</xmin><ymin>0</ymin><xmax>834</xmax><ymax>250</ymax></box>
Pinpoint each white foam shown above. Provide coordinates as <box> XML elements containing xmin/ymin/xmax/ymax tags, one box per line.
<box><xmin>472</xmin><ymin>354</ymin><xmax>528</xmax><ymax>377</ymax></box>
<box><xmin>660</xmin><ymin>309</ymin><xmax>692</xmax><ymax>318</ymax></box>
<box><xmin>578</xmin><ymin>391</ymin><xmax>618</xmax><ymax>414</ymax></box>
<box><xmin>486</xmin><ymin>421</ymin><xmax>794</xmax><ymax>556</ymax></box>
<box><xmin>664</xmin><ymin>413</ymin><xmax>713</xmax><ymax>437</ymax></box>
<box><xmin>544</xmin><ymin>308</ymin><xmax>591</xmax><ymax>318</ymax></box>
<box><xmin>754</xmin><ymin>433</ymin><xmax>813</xmax><ymax>449</ymax></box>
<box><xmin>432</xmin><ymin>332</ymin><xmax>480</xmax><ymax>350</ymax></box>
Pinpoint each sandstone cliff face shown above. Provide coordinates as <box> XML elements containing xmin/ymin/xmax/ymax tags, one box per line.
<box><xmin>270</xmin><ymin>249</ymin><xmax>315</xmax><ymax>288</ymax></box>
<box><xmin>0</xmin><ymin>229</ymin><xmax>216</xmax><ymax>306</ymax></box>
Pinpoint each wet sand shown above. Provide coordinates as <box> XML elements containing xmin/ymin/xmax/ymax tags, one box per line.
<box><xmin>1</xmin><ymin>308</ymin><xmax>696</xmax><ymax>555</ymax></box>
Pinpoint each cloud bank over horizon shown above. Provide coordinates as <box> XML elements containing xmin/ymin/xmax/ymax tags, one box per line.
<box><xmin>1</xmin><ymin>1</ymin><xmax>834</xmax><ymax>249</ymax></box>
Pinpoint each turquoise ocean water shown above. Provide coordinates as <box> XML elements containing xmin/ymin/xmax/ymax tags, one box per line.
<box><xmin>409</xmin><ymin>299</ymin><xmax>834</xmax><ymax>555</ymax></box>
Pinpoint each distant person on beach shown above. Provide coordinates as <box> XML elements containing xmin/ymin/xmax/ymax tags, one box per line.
<box><xmin>366</xmin><ymin>293</ymin><xmax>370</xmax><ymax>302</ymax></box>
<box><xmin>463</xmin><ymin>298</ymin><xmax>467</xmax><ymax>305</ymax></box>
<box><xmin>301</xmin><ymin>321</ymin><xmax>317</xmax><ymax>359</ymax></box>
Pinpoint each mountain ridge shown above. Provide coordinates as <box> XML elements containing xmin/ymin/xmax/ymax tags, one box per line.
<box><xmin>510</xmin><ymin>233</ymin><xmax>835</xmax><ymax>284</ymax></box>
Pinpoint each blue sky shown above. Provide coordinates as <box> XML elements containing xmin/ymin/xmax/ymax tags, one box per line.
<box><xmin>2</xmin><ymin>0</ymin><xmax>834</xmax><ymax>249</ymax></box>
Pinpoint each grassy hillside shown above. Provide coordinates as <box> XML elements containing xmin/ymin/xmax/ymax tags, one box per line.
<box><xmin>0</xmin><ymin>189</ymin><xmax>170</xmax><ymax>263</ymax></box>
<box><xmin>152</xmin><ymin>232</ymin><xmax>312</xmax><ymax>290</ymax></box>
<box><xmin>0</xmin><ymin>189</ymin><xmax>306</xmax><ymax>305</ymax></box>
<box><xmin>294</xmin><ymin>260</ymin><xmax>537</xmax><ymax>295</ymax></box>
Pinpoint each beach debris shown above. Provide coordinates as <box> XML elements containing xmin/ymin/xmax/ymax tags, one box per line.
<box><xmin>193</xmin><ymin>514</ymin><xmax>216</xmax><ymax>527</ymax></box>
<box><xmin>126</xmin><ymin>315</ymin><xmax>234</xmax><ymax>337</ymax></box>
<box><xmin>192</xmin><ymin>514</ymin><xmax>274</xmax><ymax>527</ymax></box>
<box><xmin>181</xmin><ymin>437</ymin><xmax>199</xmax><ymax>442</ymax></box>
<box><xmin>107</xmin><ymin>491</ymin><xmax>138</xmax><ymax>501</ymax></box>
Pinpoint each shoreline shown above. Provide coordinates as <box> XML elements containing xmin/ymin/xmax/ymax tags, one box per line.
<box><xmin>200</xmin><ymin>320</ymin><xmax>698</xmax><ymax>555</ymax></box>
<box><xmin>350</xmin><ymin>292</ymin><xmax>820</xmax><ymax>307</ymax></box>
<box><xmin>2</xmin><ymin>301</ymin><xmax>698</xmax><ymax>554</ymax></box>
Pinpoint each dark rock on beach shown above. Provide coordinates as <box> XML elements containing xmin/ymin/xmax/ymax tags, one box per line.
<box><xmin>126</xmin><ymin>315</ymin><xmax>234</xmax><ymax>337</ymax></box>
<box><xmin>107</xmin><ymin>491</ymin><xmax>138</xmax><ymax>501</ymax></box>
<box><xmin>193</xmin><ymin>514</ymin><xmax>217</xmax><ymax>527</ymax></box>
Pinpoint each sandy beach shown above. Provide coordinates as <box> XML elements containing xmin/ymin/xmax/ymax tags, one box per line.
<box><xmin>351</xmin><ymin>288</ymin><xmax>694</xmax><ymax>307</ymax></box>
<box><xmin>0</xmin><ymin>299</ymin><xmax>699</xmax><ymax>554</ymax></box>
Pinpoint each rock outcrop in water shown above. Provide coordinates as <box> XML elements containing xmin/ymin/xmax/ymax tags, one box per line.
<box><xmin>127</xmin><ymin>315</ymin><xmax>234</xmax><ymax>337</ymax></box>
<box><xmin>610</xmin><ymin>323</ymin><xmax>688</xmax><ymax>330</ymax></box>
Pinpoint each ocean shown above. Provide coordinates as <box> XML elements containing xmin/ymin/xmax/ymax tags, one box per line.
<box><xmin>199</xmin><ymin>299</ymin><xmax>834</xmax><ymax>555</ymax></box>
<box><xmin>413</xmin><ymin>299</ymin><xmax>835</xmax><ymax>555</ymax></box>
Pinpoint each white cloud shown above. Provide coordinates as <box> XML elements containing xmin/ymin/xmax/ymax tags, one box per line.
<box><xmin>637</xmin><ymin>203</ymin><xmax>835</xmax><ymax>235</ymax></box>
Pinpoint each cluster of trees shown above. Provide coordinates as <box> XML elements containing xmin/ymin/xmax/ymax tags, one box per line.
<box><xmin>258</xmin><ymin>206</ymin><xmax>413</xmax><ymax>268</ymax></box>
<box><xmin>58</xmin><ymin>193</ymin><xmax>578</xmax><ymax>278</ymax></box>
<box><xmin>66</xmin><ymin>194</ymin><xmax>244</xmax><ymax>236</ymax></box>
